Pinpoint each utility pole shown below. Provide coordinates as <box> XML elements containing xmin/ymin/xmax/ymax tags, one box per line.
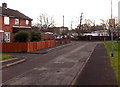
<box><xmin>94</xmin><ymin>20</ymin><xmax>96</xmax><ymax>30</ymax></box>
<box><xmin>79</xmin><ymin>13</ymin><xmax>83</xmax><ymax>30</ymax></box>
<box><xmin>63</xmin><ymin>15</ymin><xmax>64</xmax><ymax>27</ymax></box>
<box><xmin>79</xmin><ymin>12</ymin><xmax>83</xmax><ymax>35</ymax></box>
<box><xmin>71</xmin><ymin>20</ymin><xmax>73</xmax><ymax>30</ymax></box>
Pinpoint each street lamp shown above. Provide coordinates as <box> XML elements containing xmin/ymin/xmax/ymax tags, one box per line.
<box><xmin>110</xmin><ymin>0</ymin><xmax>114</xmax><ymax>57</ymax></box>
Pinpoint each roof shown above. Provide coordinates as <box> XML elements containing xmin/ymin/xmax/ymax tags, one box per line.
<box><xmin>0</xmin><ymin>6</ymin><xmax>32</xmax><ymax>20</ymax></box>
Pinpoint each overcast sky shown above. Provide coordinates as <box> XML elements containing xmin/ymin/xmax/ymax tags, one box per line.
<box><xmin>0</xmin><ymin>0</ymin><xmax>119</xmax><ymax>29</ymax></box>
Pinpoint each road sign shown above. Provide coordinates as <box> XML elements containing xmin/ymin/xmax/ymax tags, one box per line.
<box><xmin>109</xmin><ymin>19</ymin><xmax>115</xmax><ymax>25</ymax></box>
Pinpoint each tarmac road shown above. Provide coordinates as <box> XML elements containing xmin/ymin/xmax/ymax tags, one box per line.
<box><xmin>2</xmin><ymin>41</ymin><xmax>97</xmax><ymax>85</ymax></box>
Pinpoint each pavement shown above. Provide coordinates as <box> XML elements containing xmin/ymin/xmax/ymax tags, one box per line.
<box><xmin>1</xmin><ymin>58</ymin><xmax>26</xmax><ymax>69</ymax></box>
<box><xmin>1</xmin><ymin>41</ymin><xmax>118</xmax><ymax>86</ymax></box>
<box><xmin>75</xmin><ymin>43</ymin><xmax>118</xmax><ymax>86</ymax></box>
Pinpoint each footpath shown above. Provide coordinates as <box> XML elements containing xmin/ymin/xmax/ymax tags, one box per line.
<box><xmin>75</xmin><ymin>43</ymin><xmax>118</xmax><ymax>86</ymax></box>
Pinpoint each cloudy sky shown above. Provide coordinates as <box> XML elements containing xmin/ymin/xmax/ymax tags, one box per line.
<box><xmin>0</xmin><ymin>0</ymin><xmax>119</xmax><ymax>28</ymax></box>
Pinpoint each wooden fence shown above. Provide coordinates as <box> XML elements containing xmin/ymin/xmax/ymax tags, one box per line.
<box><xmin>1</xmin><ymin>39</ymin><xmax>70</xmax><ymax>52</ymax></box>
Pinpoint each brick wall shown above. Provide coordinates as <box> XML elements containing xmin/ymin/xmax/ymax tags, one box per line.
<box><xmin>1</xmin><ymin>16</ymin><xmax>32</xmax><ymax>42</ymax></box>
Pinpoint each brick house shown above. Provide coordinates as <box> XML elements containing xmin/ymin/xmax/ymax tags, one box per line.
<box><xmin>0</xmin><ymin>3</ymin><xmax>32</xmax><ymax>42</ymax></box>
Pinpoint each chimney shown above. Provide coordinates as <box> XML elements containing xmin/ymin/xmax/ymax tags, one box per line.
<box><xmin>2</xmin><ymin>3</ymin><xmax>7</xmax><ymax>8</ymax></box>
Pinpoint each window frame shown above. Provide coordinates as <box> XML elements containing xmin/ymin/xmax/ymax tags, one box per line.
<box><xmin>4</xmin><ymin>32</ymin><xmax>10</xmax><ymax>42</ymax></box>
<box><xmin>26</xmin><ymin>20</ymin><xmax>29</xmax><ymax>25</ymax></box>
<box><xmin>4</xmin><ymin>16</ymin><xmax>10</xmax><ymax>25</ymax></box>
<box><xmin>15</xmin><ymin>18</ymin><xmax>20</xmax><ymax>25</ymax></box>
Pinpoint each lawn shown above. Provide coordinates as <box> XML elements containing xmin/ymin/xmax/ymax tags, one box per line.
<box><xmin>0</xmin><ymin>54</ymin><xmax>14</xmax><ymax>61</ymax></box>
<box><xmin>104</xmin><ymin>41</ymin><xmax>120</xmax><ymax>84</ymax></box>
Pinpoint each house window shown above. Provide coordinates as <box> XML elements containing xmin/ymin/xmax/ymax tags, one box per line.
<box><xmin>26</xmin><ymin>20</ymin><xmax>29</xmax><ymax>25</ymax></box>
<box><xmin>15</xmin><ymin>19</ymin><xmax>19</xmax><ymax>25</ymax></box>
<box><xmin>4</xmin><ymin>17</ymin><xmax>9</xmax><ymax>25</ymax></box>
<box><xmin>4</xmin><ymin>32</ymin><xmax>10</xmax><ymax>42</ymax></box>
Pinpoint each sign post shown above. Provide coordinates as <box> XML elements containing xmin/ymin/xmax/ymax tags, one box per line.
<box><xmin>109</xmin><ymin>19</ymin><xmax>115</xmax><ymax>57</ymax></box>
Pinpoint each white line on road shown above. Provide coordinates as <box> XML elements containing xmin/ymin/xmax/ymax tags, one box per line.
<box><xmin>52</xmin><ymin>43</ymin><xmax>88</xmax><ymax>62</ymax></box>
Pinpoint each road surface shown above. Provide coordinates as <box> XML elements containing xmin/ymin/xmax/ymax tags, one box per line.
<box><xmin>2</xmin><ymin>41</ymin><xmax>97</xmax><ymax>85</ymax></box>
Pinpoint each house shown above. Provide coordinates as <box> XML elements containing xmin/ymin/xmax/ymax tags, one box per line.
<box><xmin>0</xmin><ymin>3</ymin><xmax>32</xmax><ymax>42</ymax></box>
<box><xmin>37</xmin><ymin>26</ymin><xmax>69</xmax><ymax>39</ymax></box>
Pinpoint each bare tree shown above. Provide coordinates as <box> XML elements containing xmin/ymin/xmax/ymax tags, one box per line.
<box><xmin>35</xmin><ymin>14</ymin><xmax>55</xmax><ymax>29</ymax></box>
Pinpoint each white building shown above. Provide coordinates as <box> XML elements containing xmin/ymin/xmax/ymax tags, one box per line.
<box><xmin>83</xmin><ymin>30</ymin><xmax>109</xmax><ymax>36</ymax></box>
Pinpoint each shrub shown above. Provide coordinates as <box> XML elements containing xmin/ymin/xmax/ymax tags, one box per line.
<box><xmin>14</xmin><ymin>31</ymin><xmax>30</xmax><ymax>42</ymax></box>
<box><xmin>30</xmin><ymin>30</ymin><xmax>41</xmax><ymax>42</ymax></box>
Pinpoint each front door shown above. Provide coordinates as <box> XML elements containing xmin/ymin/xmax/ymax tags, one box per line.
<box><xmin>4</xmin><ymin>32</ymin><xmax>10</xmax><ymax>42</ymax></box>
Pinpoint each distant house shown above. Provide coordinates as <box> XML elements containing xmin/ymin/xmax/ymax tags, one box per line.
<box><xmin>39</xmin><ymin>26</ymin><xmax>69</xmax><ymax>39</ymax></box>
<box><xmin>0</xmin><ymin>3</ymin><xmax>32</xmax><ymax>42</ymax></box>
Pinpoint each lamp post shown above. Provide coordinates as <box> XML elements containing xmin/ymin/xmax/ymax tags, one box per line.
<box><xmin>110</xmin><ymin>0</ymin><xmax>114</xmax><ymax>57</ymax></box>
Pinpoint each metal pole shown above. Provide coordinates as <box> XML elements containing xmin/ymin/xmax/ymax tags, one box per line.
<box><xmin>111</xmin><ymin>0</ymin><xmax>114</xmax><ymax>57</ymax></box>
<box><xmin>111</xmin><ymin>0</ymin><xmax>113</xmax><ymax>19</ymax></box>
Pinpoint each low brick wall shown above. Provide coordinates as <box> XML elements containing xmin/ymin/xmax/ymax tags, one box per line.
<box><xmin>1</xmin><ymin>39</ymin><xmax>70</xmax><ymax>52</ymax></box>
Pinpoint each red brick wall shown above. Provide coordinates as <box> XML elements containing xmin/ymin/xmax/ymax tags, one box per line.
<box><xmin>1</xmin><ymin>16</ymin><xmax>32</xmax><ymax>42</ymax></box>
<box><xmin>19</xmin><ymin>19</ymin><xmax>26</xmax><ymax>26</ymax></box>
<box><xmin>2</xmin><ymin>16</ymin><xmax>32</xmax><ymax>31</ymax></box>
<box><xmin>0</xmin><ymin>16</ymin><xmax>2</xmax><ymax>29</ymax></box>
<box><xmin>2</xmin><ymin>17</ymin><xmax>14</xmax><ymax>42</ymax></box>
<box><xmin>19</xmin><ymin>19</ymin><xmax>32</xmax><ymax>27</ymax></box>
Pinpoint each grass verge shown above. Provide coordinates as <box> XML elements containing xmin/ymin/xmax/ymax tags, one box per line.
<box><xmin>0</xmin><ymin>54</ymin><xmax>14</xmax><ymax>61</ymax></box>
<box><xmin>104</xmin><ymin>41</ymin><xmax>120</xmax><ymax>84</ymax></box>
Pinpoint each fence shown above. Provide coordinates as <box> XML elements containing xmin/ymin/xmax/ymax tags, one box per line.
<box><xmin>77</xmin><ymin>36</ymin><xmax>119</xmax><ymax>41</ymax></box>
<box><xmin>1</xmin><ymin>39</ymin><xmax>70</xmax><ymax>52</ymax></box>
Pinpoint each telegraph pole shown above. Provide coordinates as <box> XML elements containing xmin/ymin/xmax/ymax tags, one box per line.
<box><xmin>79</xmin><ymin>13</ymin><xmax>83</xmax><ymax>30</ymax></box>
<box><xmin>63</xmin><ymin>15</ymin><xmax>64</xmax><ymax>27</ymax></box>
<box><xmin>71</xmin><ymin>20</ymin><xmax>73</xmax><ymax>30</ymax></box>
<box><xmin>78</xmin><ymin>12</ymin><xmax>83</xmax><ymax>35</ymax></box>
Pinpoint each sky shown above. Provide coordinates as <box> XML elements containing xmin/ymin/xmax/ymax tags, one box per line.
<box><xmin>0</xmin><ymin>0</ymin><xmax>120</xmax><ymax>29</ymax></box>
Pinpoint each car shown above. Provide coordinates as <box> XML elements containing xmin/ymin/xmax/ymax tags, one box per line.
<box><xmin>118</xmin><ymin>37</ymin><xmax>120</xmax><ymax>40</ymax></box>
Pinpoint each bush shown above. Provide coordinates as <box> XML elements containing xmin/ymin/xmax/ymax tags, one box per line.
<box><xmin>30</xmin><ymin>30</ymin><xmax>41</xmax><ymax>42</ymax></box>
<box><xmin>14</xmin><ymin>31</ymin><xmax>30</xmax><ymax>42</ymax></box>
